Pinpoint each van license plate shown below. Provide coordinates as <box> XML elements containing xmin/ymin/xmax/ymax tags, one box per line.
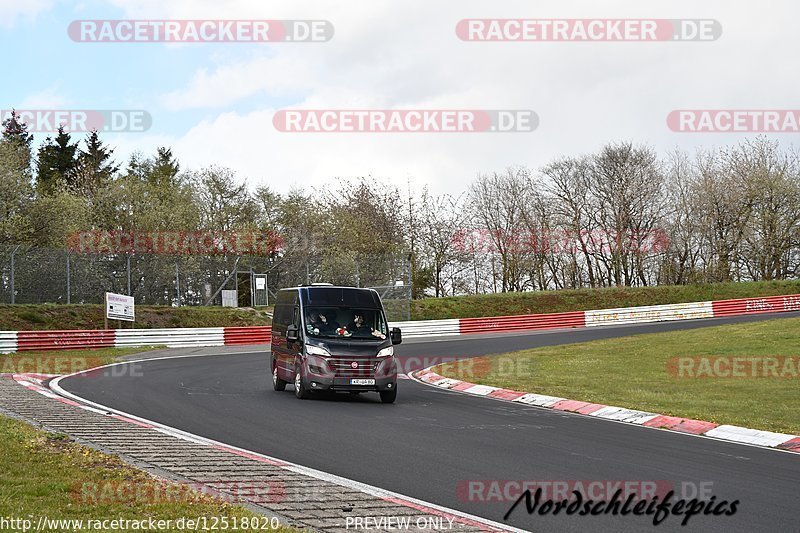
<box><xmin>350</xmin><ymin>379</ymin><xmax>375</xmax><ymax>385</ymax></box>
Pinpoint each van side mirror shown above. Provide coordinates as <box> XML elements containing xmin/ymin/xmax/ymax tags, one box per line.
<box><xmin>286</xmin><ymin>325</ymin><xmax>299</xmax><ymax>343</ymax></box>
<box><xmin>390</xmin><ymin>327</ymin><xmax>402</xmax><ymax>345</ymax></box>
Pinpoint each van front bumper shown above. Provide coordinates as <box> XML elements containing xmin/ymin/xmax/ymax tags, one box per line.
<box><xmin>305</xmin><ymin>375</ymin><xmax>396</xmax><ymax>392</ymax></box>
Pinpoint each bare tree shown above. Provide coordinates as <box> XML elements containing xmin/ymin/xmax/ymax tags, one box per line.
<box><xmin>468</xmin><ymin>167</ymin><xmax>536</xmax><ymax>292</ymax></box>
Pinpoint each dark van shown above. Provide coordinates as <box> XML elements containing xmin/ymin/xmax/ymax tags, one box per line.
<box><xmin>269</xmin><ymin>285</ymin><xmax>402</xmax><ymax>403</ymax></box>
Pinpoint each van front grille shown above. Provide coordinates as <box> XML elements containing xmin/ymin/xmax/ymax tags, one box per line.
<box><xmin>328</xmin><ymin>358</ymin><xmax>377</xmax><ymax>377</ymax></box>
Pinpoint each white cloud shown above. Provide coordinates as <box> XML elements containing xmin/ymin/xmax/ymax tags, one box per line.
<box><xmin>104</xmin><ymin>0</ymin><xmax>800</xmax><ymax>195</ymax></box>
<box><xmin>0</xmin><ymin>0</ymin><xmax>54</xmax><ymax>27</ymax></box>
<box><xmin>18</xmin><ymin>87</ymin><xmax>68</xmax><ymax>109</ymax></box>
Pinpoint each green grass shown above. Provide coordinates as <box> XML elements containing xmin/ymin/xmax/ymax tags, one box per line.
<box><xmin>411</xmin><ymin>279</ymin><xmax>800</xmax><ymax>319</ymax></box>
<box><xmin>1</xmin><ymin>347</ymin><xmax>165</xmax><ymax>374</ymax></box>
<box><xmin>0</xmin><ymin>304</ymin><xmax>272</xmax><ymax>331</ymax></box>
<box><xmin>0</xmin><ymin>416</ymin><xmax>294</xmax><ymax>532</ymax></box>
<box><xmin>435</xmin><ymin>317</ymin><xmax>800</xmax><ymax>434</ymax></box>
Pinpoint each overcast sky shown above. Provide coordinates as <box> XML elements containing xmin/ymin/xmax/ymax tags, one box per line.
<box><xmin>2</xmin><ymin>0</ymin><xmax>798</xmax><ymax>195</ymax></box>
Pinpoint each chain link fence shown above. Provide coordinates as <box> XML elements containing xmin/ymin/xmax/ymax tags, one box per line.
<box><xmin>0</xmin><ymin>246</ymin><xmax>412</xmax><ymax>321</ymax></box>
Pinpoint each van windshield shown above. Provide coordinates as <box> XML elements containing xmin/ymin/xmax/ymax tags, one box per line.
<box><xmin>304</xmin><ymin>307</ymin><xmax>388</xmax><ymax>340</ymax></box>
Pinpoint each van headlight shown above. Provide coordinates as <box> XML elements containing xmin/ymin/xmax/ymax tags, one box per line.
<box><xmin>377</xmin><ymin>346</ymin><xmax>394</xmax><ymax>357</ymax></box>
<box><xmin>307</xmin><ymin>345</ymin><xmax>331</xmax><ymax>357</ymax></box>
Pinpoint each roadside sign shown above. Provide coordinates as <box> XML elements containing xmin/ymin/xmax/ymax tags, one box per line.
<box><xmin>222</xmin><ymin>290</ymin><xmax>238</xmax><ymax>308</ymax></box>
<box><xmin>105</xmin><ymin>292</ymin><xmax>135</xmax><ymax>322</ymax></box>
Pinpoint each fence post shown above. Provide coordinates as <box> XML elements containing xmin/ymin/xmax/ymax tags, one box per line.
<box><xmin>66</xmin><ymin>252</ymin><xmax>71</xmax><ymax>304</ymax></box>
<box><xmin>10</xmin><ymin>245</ymin><xmax>19</xmax><ymax>304</ymax></box>
<box><xmin>175</xmin><ymin>260</ymin><xmax>181</xmax><ymax>307</ymax></box>
<box><xmin>405</xmin><ymin>255</ymin><xmax>412</xmax><ymax>320</ymax></box>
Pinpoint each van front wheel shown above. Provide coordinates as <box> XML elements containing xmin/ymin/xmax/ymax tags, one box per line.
<box><xmin>273</xmin><ymin>366</ymin><xmax>287</xmax><ymax>391</ymax></box>
<box><xmin>294</xmin><ymin>366</ymin><xmax>310</xmax><ymax>399</ymax></box>
<box><xmin>379</xmin><ymin>388</ymin><xmax>397</xmax><ymax>404</ymax></box>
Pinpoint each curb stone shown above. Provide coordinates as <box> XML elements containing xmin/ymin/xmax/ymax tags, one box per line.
<box><xmin>411</xmin><ymin>367</ymin><xmax>800</xmax><ymax>454</ymax></box>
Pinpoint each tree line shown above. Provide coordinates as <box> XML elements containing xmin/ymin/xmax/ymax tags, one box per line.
<box><xmin>2</xmin><ymin>110</ymin><xmax>799</xmax><ymax>299</ymax></box>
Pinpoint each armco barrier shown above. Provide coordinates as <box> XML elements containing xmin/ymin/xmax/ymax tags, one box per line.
<box><xmin>0</xmin><ymin>331</ymin><xmax>17</xmax><ymax>354</ymax></box>
<box><xmin>585</xmin><ymin>301</ymin><xmax>713</xmax><ymax>327</ymax></box>
<box><xmin>223</xmin><ymin>326</ymin><xmax>271</xmax><ymax>345</ymax></box>
<box><xmin>0</xmin><ymin>327</ymin><xmax>271</xmax><ymax>354</ymax></box>
<box><xmin>116</xmin><ymin>328</ymin><xmax>225</xmax><ymax>348</ymax></box>
<box><xmin>1</xmin><ymin>293</ymin><xmax>798</xmax><ymax>354</ymax></box>
<box><xmin>712</xmin><ymin>294</ymin><xmax>800</xmax><ymax>318</ymax></box>
<box><xmin>459</xmin><ymin>311</ymin><xmax>585</xmax><ymax>334</ymax></box>
<box><xmin>17</xmin><ymin>330</ymin><xmax>115</xmax><ymax>351</ymax></box>
<box><xmin>390</xmin><ymin>319</ymin><xmax>460</xmax><ymax>337</ymax></box>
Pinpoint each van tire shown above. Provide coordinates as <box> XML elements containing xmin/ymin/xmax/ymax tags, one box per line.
<box><xmin>379</xmin><ymin>388</ymin><xmax>397</xmax><ymax>404</ymax></box>
<box><xmin>294</xmin><ymin>366</ymin><xmax>310</xmax><ymax>399</ymax></box>
<box><xmin>273</xmin><ymin>366</ymin><xmax>287</xmax><ymax>391</ymax></box>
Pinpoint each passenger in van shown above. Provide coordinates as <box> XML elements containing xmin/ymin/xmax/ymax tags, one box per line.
<box><xmin>346</xmin><ymin>313</ymin><xmax>386</xmax><ymax>339</ymax></box>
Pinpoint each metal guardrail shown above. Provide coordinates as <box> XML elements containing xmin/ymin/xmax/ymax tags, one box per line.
<box><xmin>584</xmin><ymin>301</ymin><xmax>714</xmax><ymax>327</ymax></box>
<box><xmin>459</xmin><ymin>311</ymin><xmax>586</xmax><ymax>334</ymax></box>
<box><xmin>389</xmin><ymin>319</ymin><xmax>460</xmax><ymax>337</ymax></box>
<box><xmin>115</xmin><ymin>328</ymin><xmax>226</xmax><ymax>348</ymax></box>
<box><xmin>711</xmin><ymin>294</ymin><xmax>800</xmax><ymax>317</ymax></box>
<box><xmin>0</xmin><ymin>327</ymin><xmax>272</xmax><ymax>353</ymax></box>
<box><xmin>1</xmin><ymin>294</ymin><xmax>799</xmax><ymax>354</ymax></box>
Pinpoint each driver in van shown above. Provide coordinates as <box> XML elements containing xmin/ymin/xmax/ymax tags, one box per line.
<box><xmin>346</xmin><ymin>312</ymin><xmax>386</xmax><ymax>339</ymax></box>
<box><xmin>316</xmin><ymin>311</ymin><xmax>339</xmax><ymax>334</ymax></box>
<box><xmin>307</xmin><ymin>310</ymin><xmax>339</xmax><ymax>335</ymax></box>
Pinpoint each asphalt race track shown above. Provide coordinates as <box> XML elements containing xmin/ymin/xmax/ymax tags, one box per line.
<box><xmin>60</xmin><ymin>313</ymin><xmax>800</xmax><ymax>533</ymax></box>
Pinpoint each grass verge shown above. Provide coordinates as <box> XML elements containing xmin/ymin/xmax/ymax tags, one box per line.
<box><xmin>412</xmin><ymin>279</ymin><xmax>800</xmax><ymax>319</ymax></box>
<box><xmin>0</xmin><ymin>415</ymin><xmax>293</xmax><ymax>532</ymax></box>
<box><xmin>435</xmin><ymin>317</ymin><xmax>800</xmax><ymax>434</ymax></box>
<box><xmin>0</xmin><ymin>304</ymin><xmax>272</xmax><ymax>331</ymax></box>
<box><xmin>1</xmin><ymin>346</ymin><xmax>165</xmax><ymax>375</ymax></box>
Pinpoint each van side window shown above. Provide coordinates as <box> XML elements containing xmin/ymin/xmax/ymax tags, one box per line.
<box><xmin>274</xmin><ymin>304</ymin><xmax>291</xmax><ymax>328</ymax></box>
<box><xmin>293</xmin><ymin>307</ymin><xmax>301</xmax><ymax>330</ymax></box>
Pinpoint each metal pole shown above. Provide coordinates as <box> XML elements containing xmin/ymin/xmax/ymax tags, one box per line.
<box><xmin>10</xmin><ymin>245</ymin><xmax>19</xmax><ymax>304</ymax></box>
<box><xmin>66</xmin><ymin>252</ymin><xmax>71</xmax><ymax>304</ymax></box>
<box><xmin>306</xmin><ymin>263</ymin><xmax>310</xmax><ymax>284</ymax></box>
<box><xmin>175</xmin><ymin>261</ymin><xmax>181</xmax><ymax>307</ymax></box>
<box><xmin>355</xmin><ymin>260</ymin><xmax>360</xmax><ymax>288</ymax></box>
<box><xmin>126</xmin><ymin>253</ymin><xmax>131</xmax><ymax>296</ymax></box>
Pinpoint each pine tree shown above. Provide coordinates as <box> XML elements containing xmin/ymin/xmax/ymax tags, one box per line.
<box><xmin>36</xmin><ymin>125</ymin><xmax>78</xmax><ymax>194</ymax></box>
<box><xmin>71</xmin><ymin>130</ymin><xmax>119</xmax><ymax>195</ymax></box>
<box><xmin>1</xmin><ymin>109</ymin><xmax>34</xmax><ymax>178</ymax></box>
<box><xmin>0</xmin><ymin>110</ymin><xmax>34</xmax><ymax>243</ymax></box>
<box><xmin>150</xmin><ymin>146</ymin><xmax>180</xmax><ymax>187</ymax></box>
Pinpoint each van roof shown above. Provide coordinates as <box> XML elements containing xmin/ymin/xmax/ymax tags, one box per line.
<box><xmin>278</xmin><ymin>286</ymin><xmax>382</xmax><ymax>308</ymax></box>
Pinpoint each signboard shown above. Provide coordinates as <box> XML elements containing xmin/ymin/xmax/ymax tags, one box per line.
<box><xmin>105</xmin><ymin>292</ymin><xmax>135</xmax><ymax>322</ymax></box>
<box><xmin>222</xmin><ymin>290</ymin><xmax>238</xmax><ymax>308</ymax></box>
